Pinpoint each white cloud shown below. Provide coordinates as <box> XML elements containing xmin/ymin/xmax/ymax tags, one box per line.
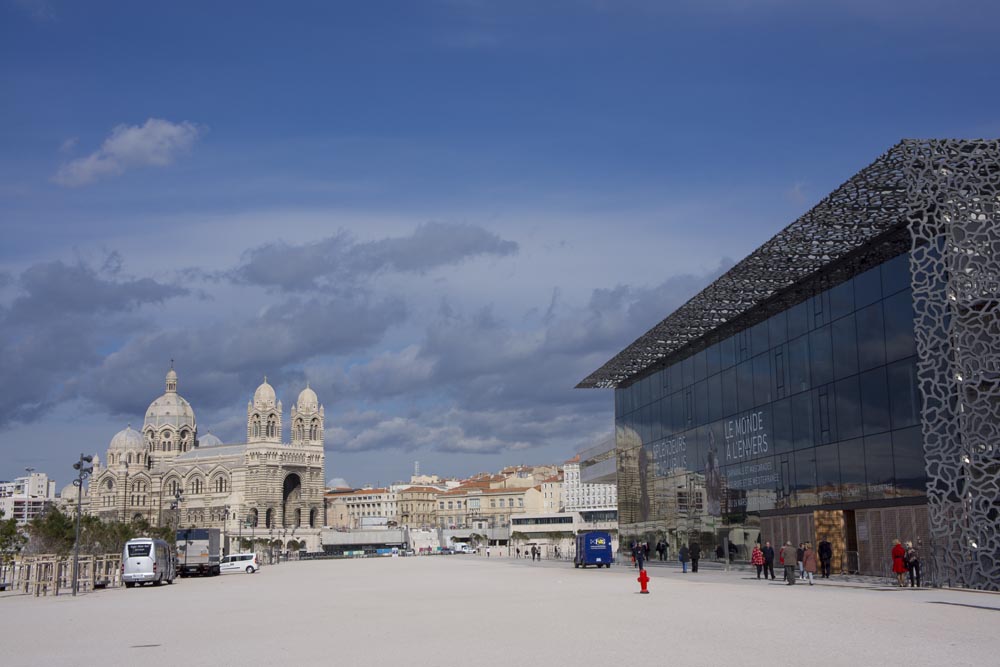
<box><xmin>54</xmin><ymin>118</ymin><xmax>203</xmax><ymax>187</ymax></box>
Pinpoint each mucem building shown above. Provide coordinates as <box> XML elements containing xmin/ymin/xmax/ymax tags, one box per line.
<box><xmin>579</xmin><ymin>140</ymin><xmax>1000</xmax><ymax>590</ymax></box>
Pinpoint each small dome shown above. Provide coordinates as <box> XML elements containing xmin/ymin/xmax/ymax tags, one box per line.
<box><xmin>109</xmin><ymin>425</ymin><xmax>144</xmax><ymax>451</ymax></box>
<box><xmin>253</xmin><ymin>377</ymin><xmax>276</xmax><ymax>408</ymax></box>
<box><xmin>297</xmin><ymin>385</ymin><xmax>318</xmax><ymax>410</ymax></box>
<box><xmin>199</xmin><ymin>432</ymin><xmax>223</xmax><ymax>447</ymax></box>
<box><xmin>60</xmin><ymin>482</ymin><xmax>87</xmax><ymax>499</ymax></box>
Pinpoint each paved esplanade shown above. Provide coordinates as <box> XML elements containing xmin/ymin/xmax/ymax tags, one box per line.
<box><xmin>2</xmin><ymin>557</ymin><xmax>998</xmax><ymax>665</ymax></box>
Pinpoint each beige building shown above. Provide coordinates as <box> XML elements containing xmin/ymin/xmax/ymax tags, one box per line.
<box><xmin>88</xmin><ymin>368</ymin><xmax>326</xmax><ymax>552</ymax></box>
<box><xmin>324</xmin><ymin>487</ymin><xmax>398</xmax><ymax>529</ymax></box>
<box><xmin>397</xmin><ymin>486</ymin><xmax>439</xmax><ymax>529</ymax></box>
<box><xmin>540</xmin><ymin>473</ymin><xmax>563</xmax><ymax>513</ymax></box>
<box><xmin>435</xmin><ymin>484</ymin><xmax>542</xmax><ymax>529</ymax></box>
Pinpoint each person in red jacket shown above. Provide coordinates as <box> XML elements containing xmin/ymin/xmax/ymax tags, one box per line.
<box><xmin>891</xmin><ymin>539</ymin><xmax>907</xmax><ymax>587</ymax></box>
<box><xmin>751</xmin><ymin>543</ymin><xmax>765</xmax><ymax>579</ymax></box>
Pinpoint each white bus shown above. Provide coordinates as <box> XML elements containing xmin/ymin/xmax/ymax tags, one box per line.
<box><xmin>122</xmin><ymin>538</ymin><xmax>176</xmax><ymax>588</ymax></box>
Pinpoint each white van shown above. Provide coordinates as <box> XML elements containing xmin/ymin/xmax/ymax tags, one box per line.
<box><xmin>122</xmin><ymin>538</ymin><xmax>176</xmax><ymax>588</ymax></box>
<box><xmin>220</xmin><ymin>553</ymin><xmax>259</xmax><ymax>574</ymax></box>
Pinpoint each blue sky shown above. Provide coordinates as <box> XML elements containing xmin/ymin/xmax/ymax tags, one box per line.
<box><xmin>2</xmin><ymin>0</ymin><xmax>999</xmax><ymax>489</ymax></box>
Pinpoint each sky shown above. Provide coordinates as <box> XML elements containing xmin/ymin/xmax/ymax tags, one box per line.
<box><xmin>2</xmin><ymin>0</ymin><xmax>999</xmax><ymax>490</ymax></box>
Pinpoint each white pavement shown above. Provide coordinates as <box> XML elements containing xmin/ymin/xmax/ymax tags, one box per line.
<box><xmin>2</xmin><ymin>555</ymin><xmax>998</xmax><ymax>666</ymax></box>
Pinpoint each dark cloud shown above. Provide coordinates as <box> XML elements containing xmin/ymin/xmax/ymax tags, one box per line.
<box><xmin>81</xmin><ymin>292</ymin><xmax>406</xmax><ymax>419</ymax></box>
<box><xmin>9</xmin><ymin>258</ymin><xmax>186</xmax><ymax>324</ymax></box>
<box><xmin>0</xmin><ymin>256</ymin><xmax>188</xmax><ymax>426</ymax></box>
<box><xmin>233</xmin><ymin>222</ymin><xmax>518</xmax><ymax>292</ymax></box>
<box><xmin>333</xmin><ymin>260</ymin><xmax>732</xmax><ymax>455</ymax></box>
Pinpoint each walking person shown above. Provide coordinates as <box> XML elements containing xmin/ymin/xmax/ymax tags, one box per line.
<box><xmin>818</xmin><ymin>539</ymin><xmax>833</xmax><ymax>579</ymax></box>
<box><xmin>636</xmin><ymin>544</ymin><xmax>645</xmax><ymax>571</ymax></box>
<box><xmin>905</xmin><ymin>541</ymin><xmax>921</xmax><ymax>588</ymax></box>
<box><xmin>797</xmin><ymin>543</ymin><xmax>805</xmax><ymax>580</ymax></box>
<box><xmin>891</xmin><ymin>539</ymin><xmax>907</xmax><ymax>587</ymax></box>
<box><xmin>679</xmin><ymin>544</ymin><xmax>689</xmax><ymax>574</ymax></box>
<box><xmin>780</xmin><ymin>541</ymin><xmax>798</xmax><ymax>585</ymax></box>
<box><xmin>803</xmin><ymin>542</ymin><xmax>817</xmax><ymax>586</ymax></box>
<box><xmin>690</xmin><ymin>542</ymin><xmax>701</xmax><ymax>573</ymax></box>
<box><xmin>762</xmin><ymin>541</ymin><xmax>776</xmax><ymax>580</ymax></box>
<box><xmin>751</xmin><ymin>543</ymin><xmax>765</xmax><ymax>579</ymax></box>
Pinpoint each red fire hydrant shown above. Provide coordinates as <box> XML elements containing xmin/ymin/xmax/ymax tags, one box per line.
<box><xmin>638</xmin><ymin>568</ymin><xmax>650</xmax><ymax>594</ymax></box>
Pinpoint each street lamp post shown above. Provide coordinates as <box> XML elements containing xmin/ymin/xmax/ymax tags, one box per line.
<box><xmin>121</xmin><ymin>461</ymin><xmax>130</xmax><ymax>523</ymax></box>
<box><xmin>222</xmin><ymin>505</ymin><xmax>231</xmax><ymax>557</ymax></box>
<box><xmin>71</xmin><ymin>453</ymin><xmax>94</xmax><ymax>596</ymax></box>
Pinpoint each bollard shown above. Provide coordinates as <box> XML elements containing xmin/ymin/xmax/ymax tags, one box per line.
<box><xmin>638</xmin><ymin>568</ymin><xmax>650</xmax><ymax>594</ymax></box>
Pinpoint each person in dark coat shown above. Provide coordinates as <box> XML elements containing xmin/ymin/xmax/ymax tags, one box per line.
<box><xmin>762</xmin><ymin>541</ymin><xmax>776</xmax><ymax>580</ymax></box>
<box><xmin>689</xmin><ymin>542</ymin><xmax>701</xmax><ymax>573</ymax></box>
<box><xmin>818</xmin><ymin>539</ymin><xmax>833</xmax><ymax>578</ymax></box>
<box><xmin>904</xmin><ymin>541</ymin><xmax>921</xmax><ymax>588</ymax></box>
<box><xmin>796</xmin><ymin>543</ymin><xmax>805</xmax><ymax>580</ymax></box>
<box><xmin>679</xmin><ymin>544</ymin><xmax>689</xmax><ymax>573</ymax></box>
<box><xmin>780</xmin><ymin>541</ymin><xmax>798</xmax><ymax>585</ymax></box>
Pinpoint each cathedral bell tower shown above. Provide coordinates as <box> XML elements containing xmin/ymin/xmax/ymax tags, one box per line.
<box><xmin>247</xmin><ymin>376</ymin><xmax>282</xmax><ymax>443</ymax></box>
<box><xmin>291</xmin><ymin>383</ymin><xmax>324</xmax><ymax>446</ymax></box>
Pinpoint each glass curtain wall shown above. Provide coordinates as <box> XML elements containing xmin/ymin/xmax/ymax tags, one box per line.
<box><xmin>615</xmin><ymin>252</ymin><xmax>925</xmax><ymax>560</ymax></box>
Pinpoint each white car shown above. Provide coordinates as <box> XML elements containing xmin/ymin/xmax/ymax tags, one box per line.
<box><xmin>220</xmin><ymin>553</ymin><xmax>260</xmax><ymax>574</ymax></box>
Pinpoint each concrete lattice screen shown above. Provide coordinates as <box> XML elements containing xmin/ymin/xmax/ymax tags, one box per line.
<box><xmin>906</xmin><ymin>140</ymin><xmax>1000</xmax><ymax>591</ymax></box>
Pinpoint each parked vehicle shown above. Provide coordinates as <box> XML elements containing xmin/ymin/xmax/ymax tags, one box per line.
<box><xmin>453</xmin><ymin>543</ymin><xmax>474</xmax><ymax>554</ymax></box>
<box><xmin>574</xmin><ymin>531</ymin><xmax>614</xmax><ymax>569</ymax></box>
<box><xmin>122</xmin><ymin>538</ymin><xmax>176</xmax><ymax>587</ymax></box>
<box><xmin>220</xmin><ymin>553</ymin><xmax>259</xmax><ymax>574</ymax></box>
<box><xmin>176</xmin><ymin>528</ymin><xmax>222</xmax><ymax>577</ymax></box>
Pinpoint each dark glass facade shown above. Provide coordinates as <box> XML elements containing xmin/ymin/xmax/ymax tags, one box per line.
<box><xmin>614</xmin><ymin>252</ymin><xmax>926</xmax><ymax>559</ymax></box>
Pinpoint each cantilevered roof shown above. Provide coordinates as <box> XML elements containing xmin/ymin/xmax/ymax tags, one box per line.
<box><xmin>578</xmin><ymin>139</ymin><xmax>927</xmax><ymax>389</ymax></box>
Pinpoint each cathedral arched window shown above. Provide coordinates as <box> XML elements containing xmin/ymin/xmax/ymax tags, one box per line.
<box><xmin>214</xmin><ymin>476</ymin><xmax>228</xmax><ymax>493</ymax></box>
<box><xmin>309</xmin><ymin>419</ymin><xmax>319</xmax><ymax>441</ymax></box>
<box><xmin>265</xmin><ymin>508</ymin><xmax>273</xmax><ymax>528</ymax></box>
<box><xmin>309</xmin><ymin>508</ymin><xmax>317</xmax><ymax>528</ymax></box>
<box><xmin>248</xmin><ymin>508</ymin><xmax>258</xmax><ymax>527</ymax></box>
<box><xmin>267</xmin><ymin>415</ymin><xmax>277</xmax><ymax>438</ymax></box>
<box><xmin>168</xmin><ymin>479</ymin><xmax>180</xmax><ymax>496</ymax></box>
<box><xmin>127</xmin><ymin>453</ymin><xmax>133</xmax><ymax>465</ymax></box>
<box><xmin>162</xmin><ymin>429</ymin><xmax>173</xmax><ymax>451</ymax></box>
<box><xmin>251</xmin><ymin>415</ymin><xmax>261</xmax><ymax>439</ymax></box>
<box><xmin>191</xmin><ymin>478</ymin><xmax>204</xmax><ymax>494</ymax></box>
<box><xmin>180</xmin><ymin>430</ymin><xmax>190</xmax><ymax>452</ymax></box>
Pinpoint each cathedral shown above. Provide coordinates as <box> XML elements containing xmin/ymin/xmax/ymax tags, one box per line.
<box><xmin>88</xmin><ymin>367</ymin><xmax>326</xmax><ymax>553</ymax></box>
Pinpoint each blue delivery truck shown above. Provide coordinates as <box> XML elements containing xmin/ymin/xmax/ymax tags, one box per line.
<box><xmin>574</xmin><ymin>531</ymin><xmax>614</xmax><ymax>568</ymax></box>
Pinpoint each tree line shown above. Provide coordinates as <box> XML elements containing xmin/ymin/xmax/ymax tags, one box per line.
<box><xmin>1</xmin><ymin>506</ymin><xmax>175</xmax><ymax>561</ymax></box>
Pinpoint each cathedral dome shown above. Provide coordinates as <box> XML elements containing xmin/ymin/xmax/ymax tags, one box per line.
<box><xmin>253</xmin><ymin>377</ymin><xmax>276</xmax><ymax>409</ymax></box>
<box><xmin>198</xmin><ymin>432</ymin><xmax>223</xmax><ymax>447</ymax></box>
<box><xmin>145</xmin><ymin>392</ymin><xmax>197</xmax><ymax>429</ymax></box>
<box><xmin>297</xmin><ymin>385</ymin><xmax>318</xmax><ymax>410</ymax></box>
<box><xmin>144</xmin><ymin>366</ymin><xmax>196</xmax><ymax>431</ymax></box>
<box><xmin>109</xmin><ymin>425</ymin><xmax>144</xmax><ymax>451</ymax></box>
